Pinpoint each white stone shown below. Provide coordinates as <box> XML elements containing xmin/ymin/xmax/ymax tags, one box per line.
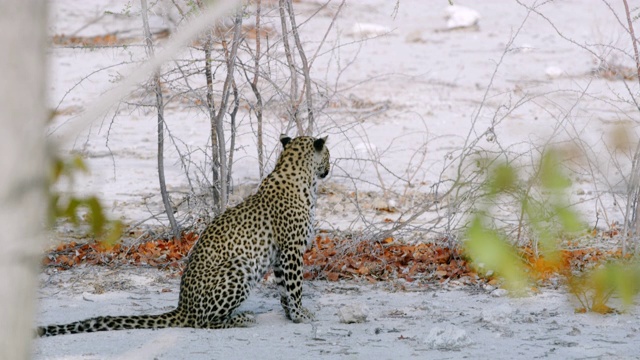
<box><xmin>545</xmin><ymin>66</ymin><xmax>563</xmax><ymax>78</ymax></box>
<box><xmin>351</xmin><ymin>23</ymin><xmax>392</xmax><ymax>39</ymax></box>
<box><xmin>480</xmin><ymin>304</ymin><xmax>514</xmax><ymax>326</ymax></box>
<box><xmin>424</xmin><ymin>325</ymin><xmax>471</xmax><ymax>350</ymax></box>
<box><xmin>332</xmin><ymin>203</ymin><xmax>345</xmax><ymax>213</ymax></box>
<box><xmin>444</xmin><ymin>5</ymin><xmax>480</xmax><ymax>29</ymax></box>
<box><xmin>337</xmin><ymin>303</ymin><xmax>369</xmax><ymax>324</ymax></box>
<box><xmin>372</xmin><ymin>197</ymin><xmax>389</xmax><ymax>211</ymax></box>
<box><xmin>491</xmin><ymin>288</ymin><xmax>509</xmax><ymax>297</ymax></box>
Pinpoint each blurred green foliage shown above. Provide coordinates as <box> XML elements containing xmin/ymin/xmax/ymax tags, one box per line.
<box><xmin>49</xmin><ymin>155</ymin><xmax>122</xmax><ymax>247</ymax></box>
<box><xmin>464</xmin><ymin>150</ymin><xmax>639</xmax><ymax>310</ymax></box>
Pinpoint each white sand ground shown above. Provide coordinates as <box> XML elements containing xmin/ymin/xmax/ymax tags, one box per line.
<box><xmin>36</xmin><ymin>0</ymin><xmax>640</xmax><ymax>359</ymax></box>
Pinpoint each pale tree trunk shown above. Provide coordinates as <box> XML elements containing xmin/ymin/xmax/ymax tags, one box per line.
<box><xmin>621</xmin><ymin>0</ymin><xmax>640</xmax><ymax>256</ymax></box>
<box><xmin>0</xmin><ymin>2</ymin><xmax>48</xmax><ymax>359</ymax></box>
<box><xmin>252</xmin><ymin>0</ymin><xmax>265</xmax><ymax>178</ymax></box>
<box><xmin>213</xmin><ymin>8</ymin><xmax>243</xmax><ymax>213</ymax></box>
<box><xmin>141</xmin><ymin>0</ymin><xmax>180</xmax><ymax>239</ymax></box>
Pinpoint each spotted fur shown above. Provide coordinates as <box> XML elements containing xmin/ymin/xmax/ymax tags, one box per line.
<box><xmin>38</xmin><ymin>135</ymin><xmax>330</xmax><ymax>336</ymax></box>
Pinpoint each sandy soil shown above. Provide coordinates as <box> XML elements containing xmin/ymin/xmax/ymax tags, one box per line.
<box><xmin>34</xmin><ymin>266</ymin><xmax>640</xmax><ymax>360</ymax></box>
<box><xmin>36</xmin><ymin>0</ymin><xmax>640</xmax><ymax>358</ymax></box>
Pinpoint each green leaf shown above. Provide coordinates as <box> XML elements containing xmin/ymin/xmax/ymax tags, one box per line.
<box><xmin>489</xmin><ymin>163</ymin><xmax>517</xmax><ymax>194</ymax></box>
<box><xmin>51</xmin><ymin>158</ymin><xmax>64</xmax><ymax>182</ymax></box>
<box><xmin>72</xmin><ymin>155</ymin><xmax>89</xmax><ymax>173</ymax></box>
<box><xmin>539</xmin><ymin>151</ymin><xmax>571</xmax><ymax>190</ymax></box>
<box><xmin>99</xmin><ymin>220</ymin><xmax>123</xmax><ymax>248</ymax></box>
<box><xmin>601</xmin><ymin>262</ymin><xmax>640</xmax><ymax>306</ymax></box>
<box><xmin>64</xmin><ymin>198</ymin><xmax>81</xmax><ymax>225</ymax></box>
<box><xmin>85</xmin><ymin>196</ymin><xmax>107</xmax><ymax>235</ymax></box>
<box><xmin>464</xmin><ymin>216</ymin><xmax>528</xmax><ymax>291</ymax></box>
<box><xmin>555</xmin><ymin>205</ymin><xmax>582</xmax><ymax>233</ymax></box>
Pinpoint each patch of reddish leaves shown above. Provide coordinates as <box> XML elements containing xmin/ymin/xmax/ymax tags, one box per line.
<box><xmin>44</xmin><ymin>234</ymin><xmax>473</xmax><ymax>283</ymax></box>
<box><xmin>43</xmin><ymin>232</ymin><xmax>199</xmax><ymax>270</ymax></box>
<box><xmin>45</xmin><ymin>233</ymin><xmax>622</xmax><ymax>286</ymax></box>
<box><xmin>519</xmin><ymin>245</ymin><xmax>627</xmax><ymax>282</ymax></box>
<box><xmin>52</xmin><ymin>34</ymin><xmax>121</xmax><ymax>46</ymax></box>
<box><xmin>303</xmin><ymin>237</ymin><xmax>473</xmax><ymax>283</ymax></box>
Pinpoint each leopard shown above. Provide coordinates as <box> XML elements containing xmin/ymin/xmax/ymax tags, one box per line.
<box><xmin>38</xmin><ymin>135</ymin><xmax>330</xmax><ymax>336</ymax></box>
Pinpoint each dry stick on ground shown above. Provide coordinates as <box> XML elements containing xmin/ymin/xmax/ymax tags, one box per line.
<box><xmin>621</xmin><ymin>0</ymin><xmax>640</xmax><ymax>255</ymax></box>
<box><xmin>141</xmin><ymin>0</ymin><xmax>180</xmax><ymax>239</ymax></box>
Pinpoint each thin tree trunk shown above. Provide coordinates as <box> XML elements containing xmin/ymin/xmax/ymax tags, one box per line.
<box><xmin>278</xmin><ymin>0</ymin><xmax>302</xmax><ymax>135</ymax></box>
<box><xmin>213</xmin><ymin>8</ymin><xmax>243</xmax><ymax>213</ymax></box>
<box><xmin>141</xmin><ymin>0</ymin><xmax>180</xmax><ymax>239</ymax></box>
<box><xmin>194</xmin><ymin>0</ymin><xmax>225</xmax><ymax>214</ymax></box>
<box><xmin>204</xmin><ymin>37</ymin><xmax>222</xmax><ymax>213</ymax></box>
<box><xmin>622</xmin><ymin>0</ymin><xmax>640</xmax><ymax>255</ymax></box>
<box><xmin>285</xmin><ymin>0</ymin><xmax>315</xmax><ymax>135</ymax></box>
<box><xmin>254</xmin><ymin>0</ymin><xmax>265</xmax><ymax>178</ymax></box>
<box><xmin>0</xmin><ymin>2</ymin><xmax>48</xmax><ymax>359</ymax></box>
<box><xmin>228</xmin><ymin>79</ymin><xmax>239</xmax><ymax>191</ymax></box>
<box><xmin>223</xmin><ymin>25</ymin><xmax>240</xmax><ymax>195</ymax></box>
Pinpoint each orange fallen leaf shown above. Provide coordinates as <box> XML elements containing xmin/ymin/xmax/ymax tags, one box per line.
<box><xmin>434</xmin><ymin>270</ymin><xmax>448</xmax><ymax>277</ymax></box>
<box><xmin>326</xmin><ymin>272</ymin><xmax>340</xmax><ymax>281</ymax></box>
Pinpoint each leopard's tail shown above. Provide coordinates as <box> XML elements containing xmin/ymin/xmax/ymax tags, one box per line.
<box><xmin>37</xmin><ymin>309</ymin><xmax>186</xmax><ymax>337</ymax></box>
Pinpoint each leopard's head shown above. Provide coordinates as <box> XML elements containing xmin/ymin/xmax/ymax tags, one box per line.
<box><xmin>279</xmin><ymin>135</ymin><xmax>330</xmax><ymax>179</ymax></box>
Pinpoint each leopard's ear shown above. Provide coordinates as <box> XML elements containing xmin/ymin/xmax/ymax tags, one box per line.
<box><xmin>314</xmin><ymin>136</ymin><xmax>327</xmax><ymax>152</ymax></box>
<box><xmin>280</xmin><ymin>134</ymin><xmax>292</xmax><ymax>147</ymax></box>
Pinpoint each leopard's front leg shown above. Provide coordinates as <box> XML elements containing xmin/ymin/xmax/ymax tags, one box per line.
<box><xmin>274</xmin><ymin>247</ymin><xmax>313</xmax><ymax>323</ymax></box>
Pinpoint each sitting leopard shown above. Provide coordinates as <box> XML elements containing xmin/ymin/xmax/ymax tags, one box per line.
<box><xmin>38</xmin><ymin>135</ymin><xmax>330</xmax><ymax>336</ymax></box>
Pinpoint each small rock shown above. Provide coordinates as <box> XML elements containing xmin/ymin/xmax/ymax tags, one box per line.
<box><xmin>444</xmin><ymin>5</ymin><xmax>480</xmax><ymax>29</ymax></box>
<box><xmin>405</xmin><ymin>30</ymin><xmax>425</xmax><ymax>43</ymax></box>
<box><xmin>327</xmin><ymin>194</ymin><xmax>342</xmax><ymax>204</ymax></box>
<box><xmin>372</xmin><ymin>197</ymin><xmax>392</xmax><ymax>212</ymax></box>
<box><xmin>485</xmin><ymin>270</ymin><xmax>494</xmax><ymax>277</ymax></box>
<box><xmin>516</xmin><ymin>43</ymin><xmax>535</xmax><ymax>53</ymax></box>
<box><xmin>424</xmin><ymin>325</ymin><xmax>471</xmax><ymax>350</ymax></box>
<box><xmin>332</xmin><ymin>204</ymin><xmax>345</xmax><ymax>213</ymax></box>
<box><xmin>491</xmin><ymin>289</ymin><xmax>509</xmax><ymax>297</ymax></box>
<box><xmin>351</xmin><ymin>23</ymin><xmax>392</xmax><ymax>39</ymax></box>
<box><xmin>545</xmin><ymin>66</ymin><xmax>563</xmax><ymax>78</ymax></box>
<box><xmin>567</xmin><ymin>327</ymin><xmax>581</xmax><ymax>336</ymax></box>
<box><xmin>480</xmin><ymin>304</ymin><xmax>514</xmax><ymax>326</ymax></box>
<box><xmin>337</xmin><ymin>303</ymin><xmax>369</xmax><ymax>324</ymax></box>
